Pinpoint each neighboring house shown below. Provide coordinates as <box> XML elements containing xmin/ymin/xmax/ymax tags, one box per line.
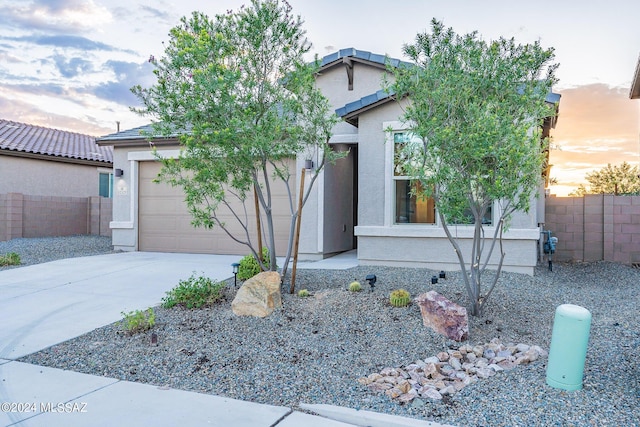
<box><xmin>630</xmin><ymin>54</ymin><xmax>640</xmax><ymax>100</ymax></box>
<box><xmin>0</xmin><ymin>119</ymin><xmax>114</xmax><ymax>242</ymax></box>
<box><xmin>97</xmin><ymin>48</ymin><xmax>560</xmax><ymax>275</ymax></box>
<box><xmin>0</xmin><ymin>119</ymin><xmax>113</xmax><ymax>197</ymax></box>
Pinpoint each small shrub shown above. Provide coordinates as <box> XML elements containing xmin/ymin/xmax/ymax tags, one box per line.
<box><xmin>0</xmin><ymin>252</ymin><xmax>20</xmax><ymax>266</ymax></box>
<box><xmin>349</xmin><ymin>281</ymin><xmax>362</xmax><ymax>292</ymax></box>
<box><xmin>390</xmin><ymin>289</ymin><xmax>411</xmax><ymax>307</ymax></box>
<box><xmin>238</xmin><ymin>247</ymin><xmax>272</xmax><ymax>281</ymax></box>
<box><xmin>121</xmin><ymin>308</ymin><xmax>155</xmax><ymax>334</ymax></box>
<box><xmin>297</xmin><ymin>289</ymin><xmax>310</xmax><ymax>297</ymax></box>
<box><xmin>162</xmin><ymin>273</ymin><xmax>226</xmax><ymax>309</ymax></box>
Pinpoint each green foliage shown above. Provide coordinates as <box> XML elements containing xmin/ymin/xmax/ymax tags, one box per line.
<box><xmin>297</xmin><ymin>289</ymin><xmax>310</xmax><ymax>297</ymax></box>
<box><xmin>389</xmin><ymin>289</ymin><xmax>411</xmax><ymax>307</ymax></box>
<box><xmin>388</xmin><ymin>19</ymin><xmax>558</xmax><ymax>316</ymax></box>
<box><xmin>0</xmin><ymin>252</ymin><xmax>20</xmax><ymax>266</ymax></box>
<box><xmin>348</xmin><ymin>281</ymin><xmax>362</xmax><ymax>292</ymax></box>
<box><xmin>569</xmin><ymin>162</ymin><xmax>640</xmax><ymax>196</ymax></box>
<box><xmin>121</xmin><ymin>308</ymin><xmax>155</xmax><ymax>334</ymax></box>
<box><xmin>162</xmin><ymin>273</ymin><xmax>226</xmax><ymax>309</ymax></box>
<box><xmin>238</xmin><ymin>247</ymin><xmax>272</xmax><ymax>281</ymax></box>
<box><xmin>132</xmin><ymin>1</ymin><xmax>342</xmax><ymax>277</ymax></box>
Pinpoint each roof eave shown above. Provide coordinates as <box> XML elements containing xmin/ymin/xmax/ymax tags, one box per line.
<box><xmin>341</xmin><ymin>97</ymin><xmax>396</xmax><ymax>127</ymax></box>
<box><xmin>0</xmin><ymin>148</ymin><xmax>112</xmax><ymax>166</ymax></box>
<box><xmin>96</xmin><ymin>136</ymin><xmax>179</xmax><ymax>147</ymax></box>
<box><xmin>630</xmin><ymin>56</ymin><xmax>640</xmax><ymax>99</ymax></box>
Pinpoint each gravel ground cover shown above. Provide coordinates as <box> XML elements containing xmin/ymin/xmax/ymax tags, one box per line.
<box><xmin>0</xmin><ymin>235</ymin><xmax>115</xmax><ymax>270</ymax></box>
<box><xmin>9</xmin><ymin>237</ymin><xmax>640</xmax><ymax>426</ymax></box>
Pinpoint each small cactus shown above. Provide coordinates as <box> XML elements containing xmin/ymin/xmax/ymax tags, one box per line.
<box><xmin>390</xmin><ymin>289</ymin><xmax>411</xmax><ymax>307</ymax></box>
<box><xmin>349</xmin><ymin>281</ymin><xmax>362</xmax><ymax>292</ymax></box>
<box><xmin>297</xmin><ymin>289</ymin><xmax>310</xmax><ymax>297</ymax></box>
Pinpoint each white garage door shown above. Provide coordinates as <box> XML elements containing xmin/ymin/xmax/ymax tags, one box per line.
<box><xmin>138</xmin><ymin>160</ymin><xmax>294</xmax><ymax>255</ymax></box>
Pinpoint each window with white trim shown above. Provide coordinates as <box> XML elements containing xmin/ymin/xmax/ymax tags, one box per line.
<box><xmin>393</xmin><ymin>132</ymin><xmax>435</xmax><ymax>224</ymax></box>
<box><xmin>99</xmin><ymin>172</ymin><xmax>113</xmax><ymax>198</ymax></box>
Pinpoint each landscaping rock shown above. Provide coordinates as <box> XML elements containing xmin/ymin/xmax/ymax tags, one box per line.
<box><xmin>231</xmin><ymin>271</ymin><xmax>282</xmax><ymax>317</ymax></box>
<box><xmin>415</xmin><ymin>290</ymin><xmax>469</xmax><ymax>341</ymax></box>
<box><xmin>360</xmin><ymin>339</ymin><xmax>547</xmax><ymax>402</ymax></box>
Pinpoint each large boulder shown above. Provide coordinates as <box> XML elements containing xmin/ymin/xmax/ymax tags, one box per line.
<box><xmin>415</xmin><ymin>291</ymin><xmax>469</xmax><ymax>341</ymax></box>
<box><xmin>231</xmin><ymin>271</ymin><xmax>282</xmax><ymax>317</ymax></box>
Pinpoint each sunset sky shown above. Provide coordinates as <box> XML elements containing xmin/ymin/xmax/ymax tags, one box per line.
<box><xmin>1</xmin><ymin>0</ymin><xmax>639</xmax><ymax>195</ymax></box>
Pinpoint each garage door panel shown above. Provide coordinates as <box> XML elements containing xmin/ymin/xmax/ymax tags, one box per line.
<box><xmin>140</xmin><ymin>217</ymin><xmax>179</xmax><ymax>233</ymax></box>
<box><xmin>139</xmin><ymin>160</ymin><xmax>294</xmax><ymax>255</ymax></box>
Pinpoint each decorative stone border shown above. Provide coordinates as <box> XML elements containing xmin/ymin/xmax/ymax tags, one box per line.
<box><xmin>358</xmin><ymin>338</ymin><xmax>548</xmax><ymax>403</ymax></box>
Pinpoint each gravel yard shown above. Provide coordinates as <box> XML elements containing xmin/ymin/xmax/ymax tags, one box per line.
<box><xmin>6</xmin><ymin>236</ymin><xmax>640</xmax><ymax>426</ymax></box>
<box><xmin>0</xmin><ymin>235</ymin><xmax>115</xmax><ymax>269</ymax></box>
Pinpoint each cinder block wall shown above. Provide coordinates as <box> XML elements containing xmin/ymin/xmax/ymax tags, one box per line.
<box><xmin>22</xmin><ymin>195</ymin><xmax>88</xmax><ymax>238</ymax></box>
<box><xmin>0</xmin><ymin>194</ymin><xmax>6</xmax><ymax>241</ymax></box>
<box><xmin>545</xmin><ymin>194</ymin><xmax>640</xmax><ymax>265</ymax></box>
<box><xmin>0</xmin><ymin>193</ymin><xmax>112</xmax><ymax>242</ymax></box>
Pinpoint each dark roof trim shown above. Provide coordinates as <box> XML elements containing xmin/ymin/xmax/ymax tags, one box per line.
<box><xmin>631</xmin><ymin>55</ymin><xmax>640</xmax><ymax>99</ymax></box>
<box><xmin>96</xmin><ymin>123</ymin><xmax>179</xmax><ymax>146</ymax></box>
<box><xmin>0</xmin><ymin>148</ymin><xmax>111</xmax><ymax>167</ymax></box>
<box><xmin>336</xmin><ymin>90</ymin><xmax>396</xmax><ymax>127</ymax></box>
<box><xmin>318</xmin><ymin>48</ymin><xmax>411</xmax><ymax>72</ymax></box>
<box><xmin>336</xmin><ymin>90</ymin><xmax>561</xmax><ymax>127</ymax></box>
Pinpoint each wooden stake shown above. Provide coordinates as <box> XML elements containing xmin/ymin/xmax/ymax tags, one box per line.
<box><xmin>254</xmin><ymin>184</ymin><xmax>264</xmax><ymax>271</ymax></box>
<box><xmin>290</xmin><ymin>168</ymin><xmax>306</xmax><ymax>294</ymax></box>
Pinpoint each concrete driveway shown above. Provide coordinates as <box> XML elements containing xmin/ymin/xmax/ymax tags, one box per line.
<box><xmin>0</xmin><ymin>251</ymin><xmax>242</xmax><ymax>359</ymax></box>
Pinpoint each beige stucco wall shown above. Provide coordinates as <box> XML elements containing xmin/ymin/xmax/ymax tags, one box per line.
<box><xmin>298</xmin><ymin>62</ymin><xmax>391</xmax><ymax>258</ymax></box>
<box><xmin>353</xmin><ymin>98</ymin><xmax>541</xmax><ymax>275</ymax></box>
<box><xmin>0</xmin><ymin>155</ymin><xmax>103</xmax><ymax>197</ymax></box>
<box><xmin>316</xmin><ymin>62</ymin><xmax>390</xmax><ymax>137</ymax></box>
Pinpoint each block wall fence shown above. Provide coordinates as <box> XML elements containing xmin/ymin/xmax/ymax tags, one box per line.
<box><xmin>0</xmin><ymin>193</ymin><xmax>112</xmax><ymax>242</ymax></box>
<box><xmin>544</xmin><ymin>194</ymin><xmax>640</xmax><ymax>265</ymax></box>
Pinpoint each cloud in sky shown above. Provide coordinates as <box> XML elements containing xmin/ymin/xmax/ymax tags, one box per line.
<box><xmin>0</xmin><ymin>0</ymin><xmax>112</xmax><ymax>33</ymax></box>
<box><xmin>0</xmin><ymin>95</ymin><xmax>114</xmax><ymax>136</ymax></box>
<box><xmin>89</xmin><ymin>60</ymin><xmax>155</xmax><ymax>105</ymax></box>
<box><xmin>139</xmin><ymin>5</ymin><xmax>172</xmax><ymax>21</ymax></box>
<box><xmin>52</xmin><ymin>54</ymin><xmax>94</xmax><ymax>78</ymax></box>
<box><xmin>0</xmin><ymin>34</ymin><xmax>134</xmax><ymax>54</ymax></box>
<box><xmin>549</xmin><ymin>83</ymin><xmax>640</xmax><ymax>194</ymax></box>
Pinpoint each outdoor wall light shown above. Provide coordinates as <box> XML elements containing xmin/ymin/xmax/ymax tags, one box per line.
<box><xmin>439</xmin><ymin>270</ymin><xmax>446</xmax><ymax>279</ymax></box>
<box><xmin>304</xmin><ymin>159</ymin><xmax>314</xmax><ymax>170</ymax></box>
<box><xmin>431</xmin><ymin>275</ymin><xmax>438</xmax><ymax>284</ymax></box>
<box><xmin>365</xmin><ymin>274</ymin><xmax>377</xmax><ymax>292</ymax></box>
<box><xmin>115</xmin><ymin>168</ymin><xmax>124</xmax><ymax>177</ymax></box>
<box><xmin>232</xmin><ymin>262</ymin><xmax>240</xmax><ymax>288</ymax></box>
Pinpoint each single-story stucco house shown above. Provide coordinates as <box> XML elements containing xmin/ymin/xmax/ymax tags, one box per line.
<box><xmin>97</xmin><ymin>48</ymin><xmax>560</xmax><ymax>275</ymax></box>
<box><xmin>0</xmin><ymin>119</ymin><xmax>113</xmax><ymax>197</ymax></box>
<box><xmin>0</xmin><ymin>119</ymin><xmax>114</xmax><ymax>241</ymax></box>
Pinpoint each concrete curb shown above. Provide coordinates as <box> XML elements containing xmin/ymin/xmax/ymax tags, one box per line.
<box><xmin>299</xmin><ymin>403</ymin><xmax>458</xmax><ymax>427</ymax></box>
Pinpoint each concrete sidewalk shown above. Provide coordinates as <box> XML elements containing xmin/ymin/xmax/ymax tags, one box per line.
<box><xmin>0</xmin><ymin>251</ymin><xmax>455</xmax><ymax>427</ymax></box>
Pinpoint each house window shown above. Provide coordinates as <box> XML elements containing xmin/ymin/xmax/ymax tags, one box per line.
<box><xmin>393</xmin><ymin>133</ymin><xmax>435</xmax><ymax>224</ymax></box>
<box><xmin>99</xmin><ymin>173</ymin><xmax>113</xmax><ymax>198</ymax></box>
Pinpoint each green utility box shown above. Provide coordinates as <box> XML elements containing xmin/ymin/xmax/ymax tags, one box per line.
<box><xmin>546</xmin><ymin>304</ymin><xmax>592</xmax><ymax>391</ymax></box>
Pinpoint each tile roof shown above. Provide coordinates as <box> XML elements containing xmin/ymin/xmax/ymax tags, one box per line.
<box><xmin>319</xmin><ymin>48</ymin><xmax>412</xmax><ymax>70</ymax></box>
<box><xmin>96</xmin><ymin>123</ymin><xmax>181</xmax><ymax>143</ymax></box>
<box><xmin>335</xmin><ymin>89</ymin><xmax>396</xmax><ymax>118</ymax></box>
<box><xmin>336</xmin><ymin>90</ymin><xmax>561</xmax><ymax>119</ymax></box>
<box><xmin>0</xmin><ymin>119</ymin><xmax>112</xmax><ymax>164</ymax></box>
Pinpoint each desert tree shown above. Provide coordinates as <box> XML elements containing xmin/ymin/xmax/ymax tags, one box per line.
<box><xmin>132</xmin><ymin>0</ymin><xmax>340</xmax><ymax>275</ymax></box>
<box><xmin>569</xmin><ymin>162</ymin><xmax>640</xmax><ymax>196</ymax></box>
<box><xmin>388</xmin><ymin>19</ymin><xmax>558</xmax><ymax>316</ymax></box>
